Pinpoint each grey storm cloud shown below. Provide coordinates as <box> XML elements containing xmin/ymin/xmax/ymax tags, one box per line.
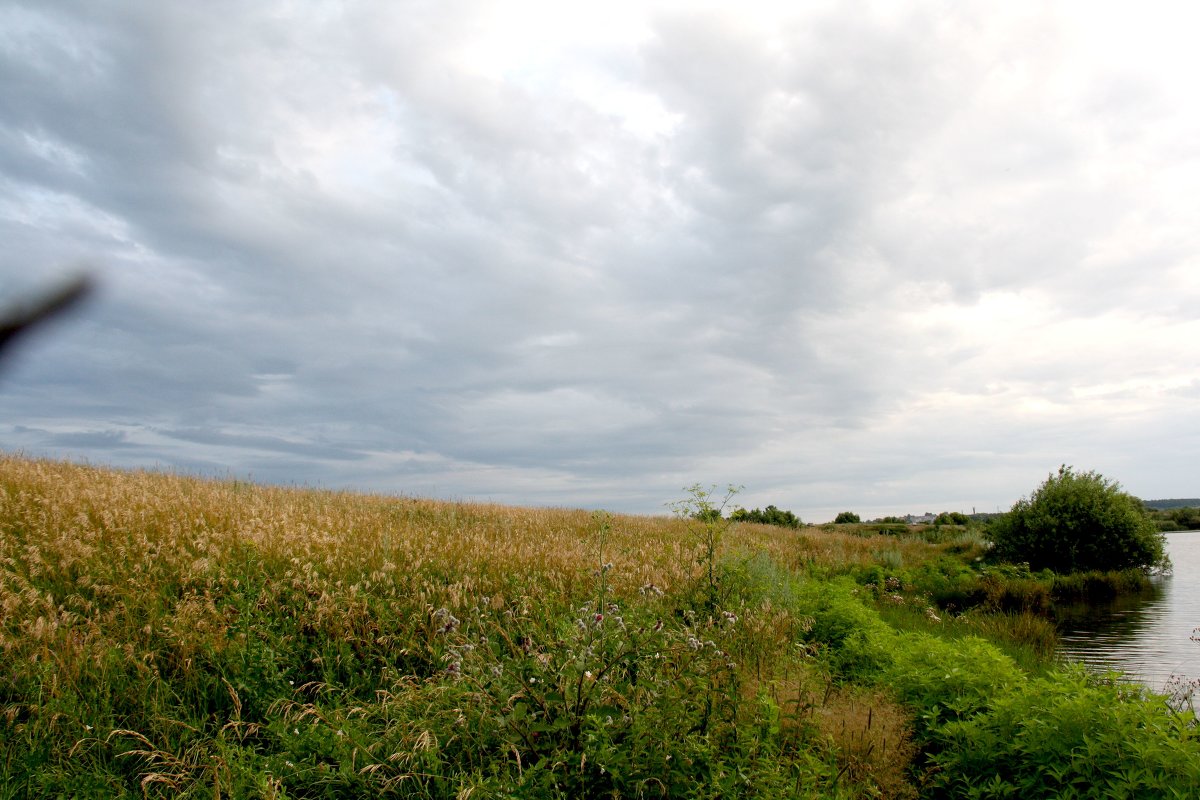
<box><xmin>2</xmin><ymin>0</ymin><xmax>1199</xmax><ymax>519</ymax></box>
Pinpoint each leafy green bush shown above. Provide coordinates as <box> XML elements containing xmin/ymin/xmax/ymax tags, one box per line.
<box><xmin>834</xmin><ymin>511</ymin><xmax>861</xmax><ymax>524</ymax></box>
<box><xmin>885</xmin><ymin>633</ymin><xmax>1021</xmax><ymax>734</ymax></box>
<box><xmin>909</xmin><ymin>557</ymin><xmax>985</xmax><ymax>611</ymax></box>
<box><xmin>924</xmin><ymin>667</ymin><xmax>1200</xmax><ymax>798</ymax></box>
<box><xmin>990</xmin><ymin>466</ymin><xmax>1167</xmax><ymax>573</ymax></box>
<box><xmin>791</xmin><ymin>579</ymin><xmax>899</xmax><ymax>681</ymax></box>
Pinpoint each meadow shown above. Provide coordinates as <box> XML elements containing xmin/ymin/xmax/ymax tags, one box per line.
<box><xmin>1</xmin><ymin>455</ymin><xmax>1197</xmax><ymax>798</ymax></box>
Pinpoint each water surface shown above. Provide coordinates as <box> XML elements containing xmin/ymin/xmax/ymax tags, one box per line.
<box><xmin>1056</xmin><ymin>532</ymin><xmax>1200</xmax><ymax>697</ymax></box>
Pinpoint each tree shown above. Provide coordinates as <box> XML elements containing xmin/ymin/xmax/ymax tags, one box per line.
<box><xmin>833</xmin><ymin>511</ymin><xmax>860</xmax><ymax>524</ymax></box>
<box><xmin>990</xmin><ymin>466</ymin><xmax>1167</xmax><ymax>573</ymax></box>
<box><xmin>730</xmin><ymin>505</ymin><xmax>801</xmax><ymax>528</ymax></box>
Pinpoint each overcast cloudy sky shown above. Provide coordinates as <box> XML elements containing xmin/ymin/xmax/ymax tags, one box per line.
<box><xmin>2</xmin><ymin>1</ymin><xmax>1198</xmax><ymax>520</ymax></box>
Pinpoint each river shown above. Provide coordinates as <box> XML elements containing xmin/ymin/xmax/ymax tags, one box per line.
<box><xmin>1056</xmin><ymin>531</ymin><xmax>1200</xmax><ymax>701</ymax></box>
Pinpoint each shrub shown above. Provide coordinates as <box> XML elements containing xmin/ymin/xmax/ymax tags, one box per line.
<box><xmin>990</xmin><ymin>466</ymin><xmax>1167</xmax><ymax>573</ymax></box>
<box><xmin>909</xmin><ymin>557</ymin><xmax>987</xmax><ymax>612</ymax></box>
<box><xmin>885</xmin><ymin>633</ymin><xmax>1021</xmax><ymax>733</ymax></box>
<box><xmin>1148</xmin><ymin>505</ymin><xmax>1200</xmax><ymax>532</ymax></box>
<box><xmin>924</xmin><ymin>667</ymin><xmax>1200</xmax><ymax>798</ymax></box>
<box><xmin>793</xmin><ymin>579</ymin><xmax>898</xmax><ymax>680</ymax></box>
<box><xmin>834</xmin><ymin>512</ymin><xmax>861</xmax><ymax>524</ymax></box>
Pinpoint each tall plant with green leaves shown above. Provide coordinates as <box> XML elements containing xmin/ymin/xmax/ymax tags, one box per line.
<box><xmin>669</xmin><ymin>484</ymin><xmax>742</xmax><ymax>610</ymax></box>
<box><xmin>991</xmin><ymin>466</ymin><xmax>1167</xmax><ymax>573</ymax></box>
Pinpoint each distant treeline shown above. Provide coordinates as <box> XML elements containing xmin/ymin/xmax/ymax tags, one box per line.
<box><xmin>711</xmin><ymin>500</ymin><xmax>1200</xmax><ymax>532</ymax></box>
<box><xmin>729</xmin><ymin>504</ymin><xmax>802</xmax><ymax>528</ymax></box>
<box><xmin>1142</xmin><ymin>498</ymin><xmax>1200</xmax><ymax>510</ymax></box>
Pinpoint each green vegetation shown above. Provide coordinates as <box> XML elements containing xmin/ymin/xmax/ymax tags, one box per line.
<box><xmin>2</xmin><ymin>456</ymin><xmax>1197</xmax><ymax>798</ymax></box>
<box><xmin>990</xmin><ymin>466</ymin><xmax>1167</xmax><ymax>574</ymax></box>
<box><xmin>1148</xmin><ymin>505</ymin><xmax>1200</xmax><ymax>532</ymax></box>
<box><xmin>932</xmin><ymin>511</ymin><xmax>969</xmax><ymax>526</ymax></box>
<box><xmin>925</xmin><ymin>668</ymin><xmax>1200</xmax><ymax>799</ymax></box>
<box><xmin>730</xmin><ymin>505</ymin><xmax>802</xmax><ymax>529</ymax></box>
<box><xmin>833</xmin><ymin>511</ymin><xmax>861</xmax><ymax>524</ymax></box>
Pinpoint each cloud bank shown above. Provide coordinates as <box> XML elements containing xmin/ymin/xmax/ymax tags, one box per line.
<box><xmin>2</xmin><ymin>1</ymin><xmax>1198</xmax><ymax>519</ymax></box>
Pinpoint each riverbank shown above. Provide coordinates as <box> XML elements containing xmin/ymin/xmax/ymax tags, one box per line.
<box><xmin>2</xmin><ymin>456</ymin><xmax>1197</xmax><ymax>798</ymax></box>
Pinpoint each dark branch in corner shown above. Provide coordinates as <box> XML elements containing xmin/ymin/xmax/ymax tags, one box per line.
<box><xmin>0</xmin><ymin>275</ymin><xmax>94</xmax><ymax>360</ymax></box>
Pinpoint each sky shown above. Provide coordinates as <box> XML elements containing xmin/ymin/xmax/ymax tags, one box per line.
<box><xmin>2</xmin><ymin>1</ymin><xmax>1198</xmax><ymax>522</ymax></box>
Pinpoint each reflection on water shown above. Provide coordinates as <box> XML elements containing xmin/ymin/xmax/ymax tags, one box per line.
<box><xmin>1057</xmin><ymin>532</ymin><xmax>1200</xmax><ymax>697</ymax></box>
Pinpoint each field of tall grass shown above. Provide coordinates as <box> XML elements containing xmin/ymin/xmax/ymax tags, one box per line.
<box><xmin>2</xmin><ymin>455</ymin><xmax>1197</xmax><ymax>798</ymax></box>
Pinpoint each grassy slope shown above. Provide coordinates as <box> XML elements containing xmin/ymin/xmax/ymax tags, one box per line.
<box><xmin>1</xmin><ymin>456</ymin><xmax>1196</xmax><ymax>799</ymax></box>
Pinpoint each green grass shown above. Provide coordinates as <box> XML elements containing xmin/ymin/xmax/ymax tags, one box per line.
<box><xmin>2</xmin><ymin>455</ymin><xmax>1196</xmax><ymax>798</ymax></box>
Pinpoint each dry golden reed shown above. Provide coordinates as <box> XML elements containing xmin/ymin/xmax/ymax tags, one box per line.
<box><xmin>0</xmin><ymin>455</ymin><xmax>882</xmax><ymax>611</ymax></box>
<box><xmin>0</xmin><ymin>454</ymin><xmax>936</xmax><ymax>797</ymax></box>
